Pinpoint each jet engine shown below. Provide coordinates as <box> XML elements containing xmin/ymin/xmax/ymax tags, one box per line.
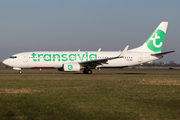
<box><xmin>63</xmin><ymin>63</ymin><xmax>81</xmax><ymax>71</ymax></box>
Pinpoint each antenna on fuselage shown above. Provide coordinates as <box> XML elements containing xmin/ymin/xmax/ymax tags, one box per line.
<box><xmin>98</xmin><ymin>48</ymin><xmax>101</xmax><ymax>51</ymax></box>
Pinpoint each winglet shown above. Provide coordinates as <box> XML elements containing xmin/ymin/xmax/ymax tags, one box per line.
<box><xmin>118</xmin><ymin>45</ymin><xmax>129</xmax><ymax>58</ymax></box>
<box><xmin>98</xmin><ymin>48</ymin><xmax>101</xmax><ymax>51</ymax></box>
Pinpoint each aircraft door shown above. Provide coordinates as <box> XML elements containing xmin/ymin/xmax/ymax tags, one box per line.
<box><xmin>138</xmin><ymin>54</ymin><xmax>143</xmax><ymax>63</ymax></box>
<box><xmin>22</xmin><ymin>54</ymin><xmax>28</xmax><ymax>63</ymax></box>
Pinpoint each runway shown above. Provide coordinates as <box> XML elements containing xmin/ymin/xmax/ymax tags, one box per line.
<box><xmin>1</xmin><ymin>68</ymin><xmax>180</xmax><ymax>76</ymax></box>
<box><xmin>1</xmin><ymin>73</ymin><xmax>180</xmax><ymax>76</ymax></box>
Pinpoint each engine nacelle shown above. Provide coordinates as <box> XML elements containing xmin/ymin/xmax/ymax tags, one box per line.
<box><xmin>63</xmin><ymin>63</ymin><xmax>81</xmax><ymax>71</ymax></box>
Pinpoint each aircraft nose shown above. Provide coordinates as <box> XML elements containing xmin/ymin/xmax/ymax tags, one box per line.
<box><xmin>2</xmin><ymin>59</ymin><xmax>9</xmax><ymax>66</ymax></box>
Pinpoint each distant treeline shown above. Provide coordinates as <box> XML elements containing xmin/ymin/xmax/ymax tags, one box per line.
<box><xmin>142</xmin><ymin>61</ymin><xmax>180</xmax><ymax>67</ymax></box>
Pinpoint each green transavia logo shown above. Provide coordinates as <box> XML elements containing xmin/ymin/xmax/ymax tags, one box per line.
<box><xmin>146</xmin><ymin>29</ymin><xmax>165</xmax><ymax>52</ymax></box>
<box><xmin>31</xmin><ymin>52</ymin><xmax>97</xmax><ymax>62</ymax></box>
<box><xmin>68</xmin><ymin>65</ymin><xmax>73</xmax><ymax>70</ymax></box>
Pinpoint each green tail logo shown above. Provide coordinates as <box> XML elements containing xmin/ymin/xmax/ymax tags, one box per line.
<box><xmin>146</xmin><ymin>29</ymin><xmax>165</xmax><ymax>52</ymax></box>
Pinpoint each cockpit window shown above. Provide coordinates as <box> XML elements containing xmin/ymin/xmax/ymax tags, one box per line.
<box><xmin>10</xmin><ymin>56</ymin><xmax>17</xmax><ymax>59</ymax></box>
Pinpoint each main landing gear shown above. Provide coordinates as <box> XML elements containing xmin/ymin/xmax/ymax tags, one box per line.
<box><xmin>83</xmin><ymin>69</ymin><xmax>92</xmax><ymax>74</ymax></box>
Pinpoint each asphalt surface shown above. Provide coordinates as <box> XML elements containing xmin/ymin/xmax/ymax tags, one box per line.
<box><xmin>0</xmin><ymin>73</ymin><xmax>180</xmax><ymax>76</ymax></box>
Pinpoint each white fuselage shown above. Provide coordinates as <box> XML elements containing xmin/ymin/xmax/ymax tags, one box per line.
<box><xmin>3</xmin><ymin>51</ymin><xmax>160</xmax><ymax>69</ymax></box>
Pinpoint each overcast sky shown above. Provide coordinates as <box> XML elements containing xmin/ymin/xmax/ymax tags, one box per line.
<box><xmin>0</xmin><ymin>0</ymin><xmax>179</xmax><ymax>63</ymax></box>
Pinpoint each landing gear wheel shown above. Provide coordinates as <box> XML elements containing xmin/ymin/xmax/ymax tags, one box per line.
<box><xmin>19</xmin><ymin>70</ymin><xmax>22</xmax><ymax>74</ymax></box>
<box><xmin>83</xmin><ymin>70</ymin><xmax>86</xmax><ymax>74</ymax></box>
<box><xmin>87</xmin><ymin>70</ymin><xmax>92</xmax><ymax>74</ymax></box>
<box><xmin>83</xmin><ymin>69</ymin><xmax>92</xmax><ymax>74</ymax></box>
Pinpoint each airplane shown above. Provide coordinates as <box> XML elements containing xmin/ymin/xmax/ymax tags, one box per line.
<box><xmin>3</xmin><ymin>22</ymin><xmax>175</xmax><ymax>74</ymax></box>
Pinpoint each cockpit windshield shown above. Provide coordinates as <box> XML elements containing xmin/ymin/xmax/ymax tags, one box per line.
<box><xmin>10</xmin><ymin>56</ymin><xmax>17</xmax><ymax>59</ymax></box>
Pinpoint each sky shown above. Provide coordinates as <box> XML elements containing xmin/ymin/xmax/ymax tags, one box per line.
<box><xmin>0</xmin><ymin>0</ymin><xmax>179</xmax><ymax>63</ymax></box>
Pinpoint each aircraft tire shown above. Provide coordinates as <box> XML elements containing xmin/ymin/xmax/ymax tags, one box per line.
<box><xmin>87</xmin><ymin>70</ymin><xmax>92</xmax><ymax>74</ymax></box>
<box><xmin>83</xmin><ymin>70</ymin><xmax>86</xmax><ymax>74</ymax></box>
<box><xmin>83</xmin><ymin>69</ymin><xmax>92</xmax><ymax>74</ymax></box>
<box><xmin>19</xmin><ymin>70</ymin><xmax>22</xmax><ymax>74</ymax></box>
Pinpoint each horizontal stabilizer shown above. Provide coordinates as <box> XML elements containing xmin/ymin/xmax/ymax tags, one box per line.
<box><xmin>151</xmin><ymin>51</ymin><xmax>175</xmax><ymax>56</ymax></box>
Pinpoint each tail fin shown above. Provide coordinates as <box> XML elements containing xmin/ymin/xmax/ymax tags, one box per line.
<box><xmin>129</xmin><ymin>22</ymin><xmax>168</xmax><ymax>53</ymax></box>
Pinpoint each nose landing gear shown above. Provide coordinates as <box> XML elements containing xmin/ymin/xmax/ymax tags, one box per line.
<box><xmin>19</xmin><ymin>70</ymin><xmax>22</xmax><ymax>74</ymax></box>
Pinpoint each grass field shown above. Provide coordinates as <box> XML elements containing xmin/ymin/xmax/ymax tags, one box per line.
<box><xmin>0</xmin><ymin>68</ymin><xmax>180</xmax><ymax>120</ymax></box>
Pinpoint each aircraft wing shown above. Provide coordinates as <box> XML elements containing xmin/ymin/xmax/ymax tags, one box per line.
<box><xmin>151</xmin><ymin>51</ymin><xmax>175</xmax><ymax>56</ymax></box>
<box><xmin>79</xmin><ymin>45</ymin><xmax>129</xmax><ymax>67</ymax></box>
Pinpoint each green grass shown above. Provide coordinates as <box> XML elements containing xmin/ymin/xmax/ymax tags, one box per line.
<box><xmin>0</xmin><ymin>69</ymin><xmax>180</xmax><ymax>119</ymax></box>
